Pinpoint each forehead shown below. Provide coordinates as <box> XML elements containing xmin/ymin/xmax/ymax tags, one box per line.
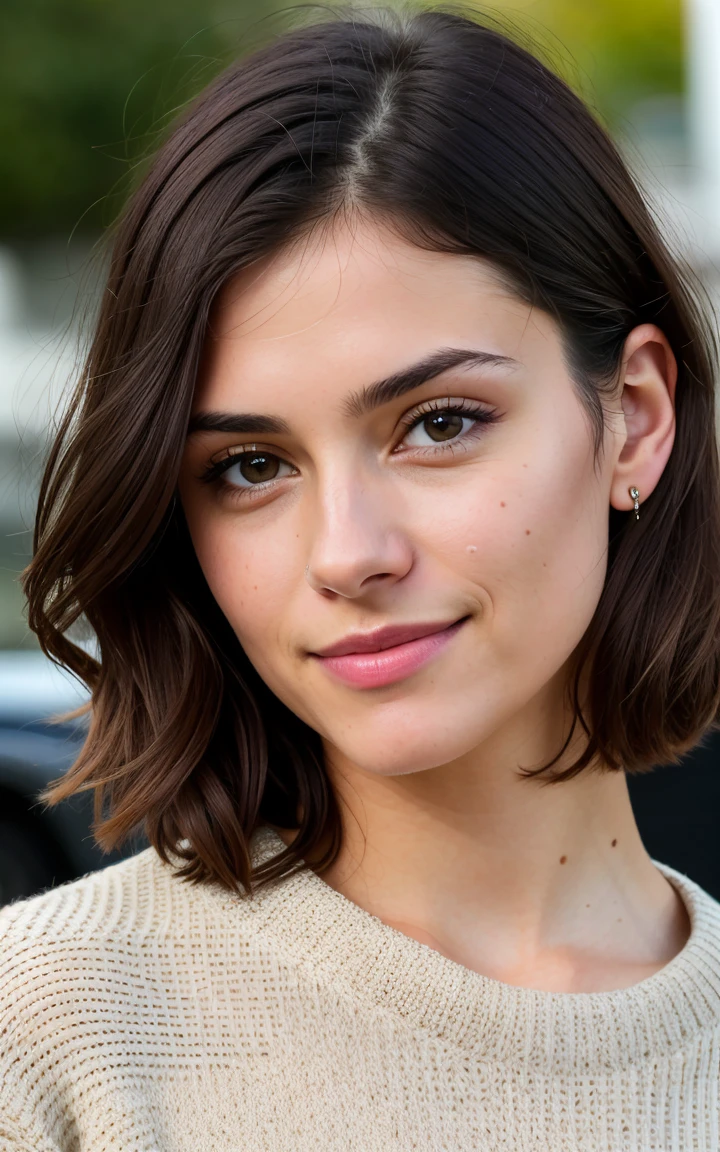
<box><xmin>210</xmin><ymin>218</ymin><xmax>516</xmax><ymax>341</ymax></box>
<box><xmin>195</xmin><ymin>218</ymin><xmax>558</xmax><ymax>408</ymax></box>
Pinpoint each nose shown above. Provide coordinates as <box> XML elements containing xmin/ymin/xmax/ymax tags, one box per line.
<box><xmin>304</xmin><ymin>468</ymin><xmax>414</xmax><ymax>599</ymax></box>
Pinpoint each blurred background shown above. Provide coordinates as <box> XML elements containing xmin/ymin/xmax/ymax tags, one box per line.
<box><xmin>1</xmin><ymin>0</ymin><xmax>720</xmax><ymax>904</ymax></box>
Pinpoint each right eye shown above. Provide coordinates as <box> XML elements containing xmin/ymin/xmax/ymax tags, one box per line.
<box><xmin>218</xmin><ymin>450</ymin><xmax>296</xmax><ymax>488</ymax></box>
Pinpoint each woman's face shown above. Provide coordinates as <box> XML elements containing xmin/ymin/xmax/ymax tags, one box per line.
<box><xmin>179</xmin><ymin>218</ymin><xmax>622</xmax><ymax>777</ymax></box>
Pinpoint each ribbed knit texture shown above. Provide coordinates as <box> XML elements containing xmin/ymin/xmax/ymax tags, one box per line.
<box><xmin>1</xmin><ymin>825</ymin><xmax>720</xmax><ymax>1151</ymax></box>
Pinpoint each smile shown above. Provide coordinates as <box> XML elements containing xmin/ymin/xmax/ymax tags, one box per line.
<box><xmin>310</xmin><ymin>616</ymin><xmax>470</xmax><ymax>689</ymax></box>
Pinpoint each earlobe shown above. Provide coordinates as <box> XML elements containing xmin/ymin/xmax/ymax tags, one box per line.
<box><xmin>609</xmin><ymin>324</ymin><xmax>677</xmax><ymax>513</ymax></box>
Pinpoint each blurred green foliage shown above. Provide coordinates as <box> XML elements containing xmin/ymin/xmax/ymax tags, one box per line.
<box><xmin>0</xmin><ymin>0</ymin><xmax>258</xmax><ymax>237</ymax></box>
<box><xmin>0</xmin><ymin>0</ymin><xmax>683</xmax><ymax>239</ymax></box>
<box><xmin>515</xmin><ymin>0</ymin><xmax>684</xmax><ymax>123</ymax></box>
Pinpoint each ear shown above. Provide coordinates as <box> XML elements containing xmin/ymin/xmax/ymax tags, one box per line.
<box><xmin>609</xmin><ymin>324</ymin><xmax>677</xmax><ymax>513</ymax></box>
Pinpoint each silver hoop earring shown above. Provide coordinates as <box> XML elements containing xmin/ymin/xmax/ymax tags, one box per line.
<box><xmin>629</xmin><ymin>486</ymin><xmax>640</xmax><ymax>521</ymax></box>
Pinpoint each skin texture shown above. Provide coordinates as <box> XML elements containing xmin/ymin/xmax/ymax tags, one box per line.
<box><xmin>179</xmin><ymin>216</ymin><xmax>688</xmax><ymax>993</ymax></box>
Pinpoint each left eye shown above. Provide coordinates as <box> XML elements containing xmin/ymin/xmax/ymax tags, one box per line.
<box><xmin>403</xmin><ymin>411</ymin><xmax>476</xmax><ymax>446</ymax></box>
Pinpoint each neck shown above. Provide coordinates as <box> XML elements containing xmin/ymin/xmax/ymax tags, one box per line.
<box><xmin>274</xmin><ymin>741</ymin><xmax>690</xmax><ymax>993</ymax></box>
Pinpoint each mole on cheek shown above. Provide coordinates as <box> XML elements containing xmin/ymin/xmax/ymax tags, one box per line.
<box><xmin>500</xmin><ymin>501</ymin><xmax>506</xmax><ymax>508</ymax></box>
<box><xmin>559</xmin><ymin>855</ymin><xmax>567</xmax><ymax>865</ymax></box>
<box><xmin>525</xmin><ymin>529</ymin><xmax>531</xmax><ymax>535</ymax></box>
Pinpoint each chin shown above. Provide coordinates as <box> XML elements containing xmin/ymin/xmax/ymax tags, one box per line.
<box><xmin>327</xmin><ymin>719</ymin><xmax>481</xmax><ymax>778</ymax></box>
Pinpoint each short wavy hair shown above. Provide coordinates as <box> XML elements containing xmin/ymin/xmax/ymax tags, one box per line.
<box><xmin>25</xmin><ymin>5</ymin><xmax>720</xmax><ymax>894</ymax></box>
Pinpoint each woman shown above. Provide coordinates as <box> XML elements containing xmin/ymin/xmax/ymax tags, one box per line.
<box><xmin>2</xmin><ymin>5</ymin><xmax>720</xmax><ymax>1149</ymax></box>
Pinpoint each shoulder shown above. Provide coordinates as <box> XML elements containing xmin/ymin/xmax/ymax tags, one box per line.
<box><xmin>0</xmin><ymin>845</ymin><xmax>278</xmax><ymax>1143</ymax></box>
<box><xmin>652</xmin><ymin>860</ymin><xmax>720</xmax><ymax>1003</ymax></box>
<box><xmin>1</xmin><ymin>846</ymin><xmax>166</xmax><ymax>958</ymax></box>
<box><xmin>0</xmin><ymin>833</ymin><xmax>310</xmax><ymax>1145</ymax></box>
<box><xmin>0</xmin><ymin>845</ymin><xmax>240</xmax><ymax>1063</ymax></box>
<box><xmin>654</xmin><ymin>859</ymin><xmax>720</xmax><ymax>928</ymax></box>
<box><xmin>0</xmin><ymin>850</ymin><xmax>165</xmax><ymax>1144</ymax></box>
<box><xmin>0</xmin><ymin>840</ymin><xmax>266</xmax><ymax>996</ymax></box>
<box><xmin>0</xmin><ymin>849</ymin><xmax>164</xmax><ymax>1035</ymax></box>
<box><xmin>0</xmin><ymin>832</ymin><xmax>291</xmax><ymax>1050</ymax></box>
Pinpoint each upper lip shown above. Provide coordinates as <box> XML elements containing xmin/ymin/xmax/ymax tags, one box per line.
<box><xmin>311</xmin><ymin>617</ymin><xmax>466</xmax><ymax>658</ymax></box>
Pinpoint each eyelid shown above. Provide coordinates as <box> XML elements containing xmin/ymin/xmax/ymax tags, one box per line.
<box><xmin>212</xmin><ymin>441</ymin><xmax>264</xmax><ymax>461</ymax></box>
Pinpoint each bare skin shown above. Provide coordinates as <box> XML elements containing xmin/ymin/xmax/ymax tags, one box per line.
<box><xmin>179</xmin><ymin>215</ymin><xmax>688</xmax><ymax>994</ymax></box>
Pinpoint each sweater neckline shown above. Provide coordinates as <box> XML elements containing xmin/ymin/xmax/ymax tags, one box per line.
<box><xmin>195</xmin><ymin>825</ymin><xmax>720</xmax><ymax>1074</ymax></box>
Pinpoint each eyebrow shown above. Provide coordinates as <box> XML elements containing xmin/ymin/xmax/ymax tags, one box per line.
<box><xmin>187</xmin><ymin>411</ymin><xmax>291</xmax><ymax>436</ymax></box>
<box><xmin>342</xmin><ymin>346</ymin><xmax>517</xmax><ymax>418</ymax></box>
<box><xmin>186</xmin><ymin>346</ymin><xmax>517</xmax><ymax>437</ymax></box>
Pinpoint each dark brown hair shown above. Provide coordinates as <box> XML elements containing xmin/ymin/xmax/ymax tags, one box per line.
<box><xmin>25</xmin><ymin>4</ymin><xmax>720</xmax><ymax>894</ymax></box>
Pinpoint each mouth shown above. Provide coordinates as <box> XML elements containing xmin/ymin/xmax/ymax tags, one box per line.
<box><xmin>309</xmin><ymin>615</ymin><xmax>471</xmax><ymax>689</ymax></box>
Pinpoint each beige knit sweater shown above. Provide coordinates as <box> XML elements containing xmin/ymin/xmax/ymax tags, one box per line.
<box><xmin>1</xmin><ymin>825</ymin><xmax>720</xmax><ymax>1152</ymax></box>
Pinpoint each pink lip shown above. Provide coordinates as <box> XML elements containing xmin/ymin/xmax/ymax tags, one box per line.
<box><xmin>311</xmin><ymin>617</ymin><xmax>469</xmax><ymax>689</ymax></box>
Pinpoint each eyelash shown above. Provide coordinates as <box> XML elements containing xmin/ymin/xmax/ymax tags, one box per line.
<box><xmin>200</xmin><ymin>398</ymin><xmax>499</xmax><ymax>497</ymax></box>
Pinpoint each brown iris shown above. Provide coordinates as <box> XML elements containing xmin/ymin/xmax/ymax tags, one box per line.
<box><xmin>423</xmin><ymin>412</ymin><xmax>464</xmax><ymax>441</ymax></box>
<box><xmin>238</xmin><ymin>452</ymin><xmax>280</xmax><ymax>483</ymax></box>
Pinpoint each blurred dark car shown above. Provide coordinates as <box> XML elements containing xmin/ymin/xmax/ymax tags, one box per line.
<box><xmin>628</xmin><ymin>736</ymin><xmax>720</xmax><ymax>902</ymax></box>
<box><xmin>0</xmin><ymin>650</ymin><xmax>718</xmax><ymax>906</ymax></box>
<box><xmin>0</xmin><ymin>651</ymin><xmax>131</xmax><ymax>905</ymax></box>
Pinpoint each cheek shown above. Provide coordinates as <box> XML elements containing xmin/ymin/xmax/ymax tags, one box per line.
<box><xmin>186</xmin><ymin>509</ymin><xmax>300</xmax><ymax>652</ymax></box>
<box><xmin>418</xmin><ymin>429</ymin><xmax>608</xmax><ymax>660</ymax></box>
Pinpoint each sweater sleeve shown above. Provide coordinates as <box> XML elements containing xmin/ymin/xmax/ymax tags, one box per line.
<box><xmin>0</xmin><ymin>1042</ymin><xmax>64</xmax><ymax>1152</ymax></box>
<box><xmin>0</xmin><ymin>1116</ymin><xmax>62</xmax><ymax>1152</ymax></box>
<box><xmin>0</xmin><ymin>898</ymin><xmax>73</xmax><ymax>1152</ymax></box>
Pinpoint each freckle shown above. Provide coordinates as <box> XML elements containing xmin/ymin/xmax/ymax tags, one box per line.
<box><xmin>617</xmin><ymin>918</ymin><xmax>623</xmax><ymax>923</ymax></box>
<box><xmin>586</xmin><ymin>904</ymin><xmax>590</xmax><ymax>908</ymax></box>
<box><xmin>466</xmin><ymin>544</ymin><xmax>477</xmax><ymax>553</ymax></box>
<box><xmin>560</xmin><ymin>855</ymin><xmax>567</xmax><ymax>865</ymax></box>
<box><xmin>542</xmin><ymin>562</ymin><xmax>547</xmax><ymax>567</ymax></box>
<box><xmin>522</xmin><ymin>463</ymin><xmax>528</xmax><ymax>468</ymax></box>
<box><xmin>253</xmin><ymin>585</ymin><xmax>258</xmax><ymax>591</ymax></box>
<box><xmin>500</xmin><ymin>501</ymin><xmax>506</xmax><ymax>508</ymax></box>
<box><xmin>611</xmin><ymin>839</ymin><xmax>617</xmax><ymax>847</ymax></box>
<box><xmin>525</xmin><ymin>529</ymin><xmax>531</xmax><ymax>535</ymax></box>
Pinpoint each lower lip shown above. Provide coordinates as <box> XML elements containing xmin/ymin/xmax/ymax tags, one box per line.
<box><xmin>313</xmin><ymin>618</ymin><xmax>468</xmax><ymax>689</ymax></box>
